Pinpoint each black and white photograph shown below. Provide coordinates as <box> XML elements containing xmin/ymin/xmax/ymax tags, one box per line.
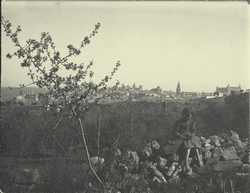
<box><xmin>1</xmin><ymin>1</ymin><xmax>250</xmax><ymax>192</ymax></box>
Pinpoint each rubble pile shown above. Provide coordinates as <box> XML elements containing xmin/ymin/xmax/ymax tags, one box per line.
<box><xmin>99</xmin><ymin>131</ymin><xmax>250</xmax><ymax>192</ymax></box>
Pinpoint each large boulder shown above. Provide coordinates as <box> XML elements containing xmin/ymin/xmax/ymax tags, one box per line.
<box><xmin>212</xmin><ymin>147</ymin><xmax>223</xmax><ymax>158</ymax></box>
<box><xmin>213</xmin><ymin>160</ymin><xmax>243</xmax><ymax>171</ymax></box>
<box><xmin>230</xmin><ymin>136</ymin><xmax>247</xmax><ymax>153</ymax></box>
<box><xmin>221</xmin><ymin>140</ymin><xmax>234</xmax><ymax>150</ymax></box>
<box><xmin>206</xmin><ymin>157</ymin><xmax>220</xmax><ymax>165</ymax></box>
<box><xmin>222</xmin><ymin>146</ymin><xmax>239</xmax><ymax>160</ymax></box>
<box><xmin>193</xmin><ymin>164</ymin><xmax>213</xmax><ymax>174</ymax></box>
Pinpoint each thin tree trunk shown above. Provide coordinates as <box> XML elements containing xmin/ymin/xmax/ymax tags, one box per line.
<box><xmin>97</xmin><ymin>105</ymin><xmax>101</xmax><ymax>170</ymax></box>
<box><xmin>97</xmin><ymin>105</ymin><xmax>100</xmax><ymax>159</ymax></box>
<box><xmin>71</xmin><ymin>108</ymin><xmax>105</xmax><ymax>192</ymax></box>
<box><xmin>130</xmin><ymin>112</ymin><xmax>133</xmax><ymax>144</ymax></box>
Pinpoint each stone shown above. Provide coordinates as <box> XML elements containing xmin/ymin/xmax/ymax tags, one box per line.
<box><xmin>238</xmin><ymin>164</ymin><xmax>250</xmax><ymax>173</ymax></box>
<box><xmin>165</xmin><ymin>162</ymin><xmax>182</xmax><ymax>177</ymax></box>
<box><xmin>158</xmin><ymin>165</ymin><xmax>169</xmax><ymax>175</ymax></box>
<box><xmin>230</xmin><ymin>131</ymin><xmax>239</xmax><ymax>140</ymax></box>
<box><xmin>209</xmin><ymin>135</ymin><xmax>219</xmax><ymax>141</ymax></box>
<box><xmin>238</xmin><ymin>152</ymin><xmax>248</xmax><ymax>163</ymax></box>
<box><xmin>222</xmin><ymin>146</ymin><xmax>239</xmax><ymax>160</ymax></box>
<box><xmin>213</xmin><ymin>139</ymin><xmax>221</xmax><ymax>147</ymax></box>
<box><xmin>242</xmin><ymin>138</ymin><xmax>248</xmax><ymax>143</ymax></box>
<box><xmin>193</xmin><ymin>164</ymin><xmax>213</xmax><ymax>174</ymax></box>
<box><xmin>209</xmin><ymin>135</ymin><xmax>222</xmax><ymax>147</ymax></box>
<box><xmin>183</xmin><ymin>168</ymin><xmax>193</xmax><ymax>176</ymax></box>
<box><xmin>200</xmin><ymin>136</ymin><xmax>206</xmax><ymax>142</ymax></box>
<box><xmin>203</xmin><ymin>138</ymin><xmax>212</xmax><ymax>147</ymax></box>
<box><xmin>221</xmin><ymin>140</ymin><xmax>234</xmax><ymax>150</ymax></box>
<box><xmin>150</xmin><ymin>140</ymin><xmax>161</xmax><ymax>152</ymax></box>
<box><xmin>206</xmin><ymin>157</ymin><xmax>220</xmax><ymax>165</ymax></box>
<box><xmin>230</xmin><ymin>138</ymin><xmax>247</xmax><ymax>153</ymax></box>
<box><xmin>203</xmin><ymin>150</ymin><xmax>212</xmax><ymax>159</ymax></box>
<box><xmin>221</xmin><ymin>133</ymin><xmax>230</xmax><ymax>141</ymax></box>
<box><xmin>124</xmin><ymin>150</ymin><xmax>140</xmax><ymax>172</ymax></box>
<box><xmin>170</xmin><ymin>153</ymin><xmax>179</xmax><ymax>162</ymax></box>
<box><xmin>149</xmin><ymin>163</ymin><xmax>166</xmax><ymax>182</ymax></box>
<box><xmin>142</xmin><ymin>146</ymin><xmax>153</xmax><ymax>159</ymax></box>
<box><xmin>213</xmin><ymin>147</ymin><xmax>223</xmax><ymax>157</ymax></box>
<box><xmin>213</xmin><ymin>160</ymin><xmax>243</xmax><ymax>172</ymax></box>
<box><xmin>152</xmin><ymin>176</ymin><xmax>161</xmax><ymax>184</ymax></box>
<box><xmin>167</xmin><ymin>175</ymin><xmax>181</xmax><ymax>184</ymax></box>
<box><xmin>155</xmin><ymin>156</ymin><xmax>167</xmax><ymax>168</ymax></box>
<box><xmin>200</xmin><ymin>136</ymin><xmax>205</xmax><ymax>145</ymax></box>
<box><xmin>218</xmin><ymin>138</ymin><xmax>225</xmax><ymax>144</ymax></box>
<box><xmin>200</xmin><ymin>145</ymin><xmax>214</xmax><ymax>152</ymax></box>
<box><xmin>205</xmin><ymin>143</ymin><xmax>211</xmax><ymax>147</ymax></box>
<box><xmin>205</xmin><ymin>138</ymin><xmax>212</xmax><ymax>144</ymax></box>
<box><xmin>186</xmin><ymin>172</ymin><xmax>200</xmax><ymax>179</ymax></box>
<box><xmin>140</xmin><ymin>140</ymin><xmax>161</xmax><ymax>160</ymax></box>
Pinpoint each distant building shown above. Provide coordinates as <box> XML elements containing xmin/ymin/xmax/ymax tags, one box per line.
<box><xmin>162</xmin><ymin>90</ymin><xmax>173</xmax><ymax>98</ymax></box>
<box><xmin>216</xmin><ymin>84</ymin><xmax>242</xmax><ymax>96</ymax></box>
<box><xmin>201</xmin><ymin>91</ymin><xmax>214</xmax><ymax>98</ymax></box>
<box><xmin>109</xmin><ymin>91</ymin><xmax>129</xmax><ymax>100</ymax></box>
<box><xmin>214</xmin><ymin>91</ymin><xmax>223</xmax><ymax>97</ymax></box>
<box><xmin>16</xmin><ymin>90</ymin><xmax>38</xmax><ymax>103</ymax></box>
<box><xmin>181</xmin><ymin>91</ymin><xmax>198</xmax><ymax>99</ymax></box>
<box><xmin>176</xmin><ymin>81</ymin><xmax>181</xmax><ymax>97</ymax></box>
<box><xmin>145</xmin><ymin>90</ymin><xmax>155</xmax><ymax>97</ymax></box>
<box><xmin>151</xmin><ymin>86</ymin><xmax>162</xmax><ymax>94</ymax></box>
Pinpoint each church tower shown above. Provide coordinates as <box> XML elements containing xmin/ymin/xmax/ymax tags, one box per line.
<box><xmin>176</xmin><ymin>81</ymin><xmax>181</xmax><ymax>96</ymax></box>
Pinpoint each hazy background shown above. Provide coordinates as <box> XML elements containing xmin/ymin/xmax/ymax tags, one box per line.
<box><xmin>1</xmin><ymin>1</ymin><xmax>249</xmax><ymax>92</ymax></box>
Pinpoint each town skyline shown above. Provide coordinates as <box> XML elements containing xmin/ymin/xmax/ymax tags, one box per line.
<box><xmin>1</xmin><ymin>1</ymin><xmax>249</xmax><ymax>93</ymax></box>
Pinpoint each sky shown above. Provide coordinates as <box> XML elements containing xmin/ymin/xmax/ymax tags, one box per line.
<box><xmin>1</xmin><ymin>1</ymin><xmax>249</xmax><ymax>92</ymax></box>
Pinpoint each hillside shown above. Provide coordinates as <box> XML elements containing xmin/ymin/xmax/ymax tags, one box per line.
<box><xmin>1</xmin><ymin>87</ymin><xmax>47</xmax><ymax>101</ymax></box>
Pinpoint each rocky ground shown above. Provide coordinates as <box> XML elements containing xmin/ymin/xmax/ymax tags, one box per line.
<box><xmin>0</xmin><ymin>131</ymin><xmax>249</xmax><ymax>193</ymax></box>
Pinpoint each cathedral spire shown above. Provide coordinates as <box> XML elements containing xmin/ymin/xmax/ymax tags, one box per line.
<box><xmin>176</xmin><ymin>81</ymin><xmax>181</xmax><ymax>96</ymax></box>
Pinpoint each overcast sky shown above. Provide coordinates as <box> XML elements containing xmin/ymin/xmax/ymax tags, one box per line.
<box><xmin>1</xmin><ymin>1</ymin><xmax>249</xmax><ymax>92</ymax></box>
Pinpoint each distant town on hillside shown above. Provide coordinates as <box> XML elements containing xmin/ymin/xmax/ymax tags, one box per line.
<box><xmin>1</xmin><ymin>82</ymin><xmax>249</xmax><ymax>106</ymax></box>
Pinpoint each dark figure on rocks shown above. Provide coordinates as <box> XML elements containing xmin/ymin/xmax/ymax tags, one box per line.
<box><xmin>162</xmin><ymin>107</ymin><xmax>203</xmax><ymax>171</ymax></box>
<box><xmin>172</xmin><ymin>107</ymin><xmax>203</xmax><ymax>170</ymax></box>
